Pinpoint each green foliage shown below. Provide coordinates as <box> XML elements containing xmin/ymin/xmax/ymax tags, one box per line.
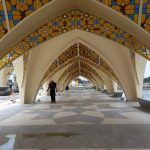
<box><xmin>144</xmin><ymin>77</ymin><xmax>150</xmax><ymax>83</ymax></box>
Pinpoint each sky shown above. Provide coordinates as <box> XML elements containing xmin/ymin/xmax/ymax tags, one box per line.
<box><xmin>78</xmin><ymin>76</ymin><xmax>88</xmax><ymax>81</ymax></box>
<box><xmin>144</xmin><ymin>61</ymin><xmax>150</xmax><ymax>78</ymax></box>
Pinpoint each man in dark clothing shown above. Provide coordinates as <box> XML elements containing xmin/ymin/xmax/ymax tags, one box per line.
<box><xmin>47</xmin><ymin>80</ymin><xmax>57</xmax><ymax>103</ymax></box>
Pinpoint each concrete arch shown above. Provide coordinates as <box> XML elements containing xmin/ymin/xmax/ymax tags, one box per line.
<box><xmin>1</xmin><ymin>0</ymin><xmax>150</xmax><ymax>62</ymax></box>
<box><xmin>40</xmin><ymin>37</ymin><xmax>137</xmax><ymax>100</ymax></box>
<box><xmin>44</xmin><ymin>59</ymin><xmax>110</xmax><ymax>94</ymax></box>
<box><xmin>42</xmin><ymin>39</ymin><xmax>116</xmax><ymax>84</ymax></box>
<box><xmin>43</xmin><ymin>59</ymin><xmax>106</xmax><ymax>93</ymax></box>
<box><xmin>63</xmin><ymin>73</ymin><xmax>98</xmax><ymax>91</ymax></box>
<box><xmin>0</xmin><ymin>0</ymin><xmax>149</xmax><ymax>101</ymax></box>
<box><xmin>41</xmin><ymin>39</ymin><xmax>115</xmax><ymax>94</ymax></box>
<box><xmin>21</xmin><ymin>30</ymin><xmax>139</xmax><ymax>103</ymax></box>
<box><xmin>50</xmin><ymin>59</ymin><xmax>107</xmax><ymax>85</ymax></box>
<box><xmin>56</xmin><ymin>62</ymin><xmax>105</xmax><ymax>92</ymax></box>
<box><xmin>63</xmin><ymin>74</ymin><xmax>104</xmax><ymax>92</ymax></box>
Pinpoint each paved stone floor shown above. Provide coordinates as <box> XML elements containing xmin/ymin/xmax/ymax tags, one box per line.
<box><xmin>0</xmin><ymin>89</ymin><xmax>150</xmax><ymax>150</ymax></box>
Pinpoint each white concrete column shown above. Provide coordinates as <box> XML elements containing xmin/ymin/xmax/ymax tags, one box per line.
<box><xmin>113</xmin><ymin>81</ymin><xmax>118</xmax><ymax>92</ymax></box>
<box><xmin>12</xmin><ymin>56</ymin><xmax>24</xmax><ymax>103</ymax></box>
<box><xmin>0</xmin><ymin>67</ymin><xmax>13</xmax><ymax>86</ymax></box>
<box><xmin>135</xmin><ymin>53</ymin><xmax>147</xmax><ymax>98</ymax></box>
<box><xmin>42</xmin><ymin>81</ymin><xmax>49</xmax><ymax>96</ymax></box>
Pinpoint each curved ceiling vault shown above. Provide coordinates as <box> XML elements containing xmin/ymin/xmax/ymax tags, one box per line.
<box><xmin>0</xmin><ymin>0</ymin><xmax>150</xmax><ymax>38</ymax></box>
<box><xmin>0</xmin><ymin>0</ymin><xmax>150</xmax><ymax>70</ymax></box>
<box><xmin>57</xmin><ymin>61</ymin><xmax>103</xmax><ymax>86</ymax></box>
<box><xmin>64</xmin><ymin>72</ymin><xmax>97</xmax><ymax>89</ymax></box>
<box><xmin>42</xmin><ymin>41</ymin><xmax>118</xmax><ymax>85</ymax></box>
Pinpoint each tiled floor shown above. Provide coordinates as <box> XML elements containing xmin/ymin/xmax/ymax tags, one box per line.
<box><xmin>0</xmin><ymin>89</ymin><xmax>150</xmax><ymax>150</ymax></box>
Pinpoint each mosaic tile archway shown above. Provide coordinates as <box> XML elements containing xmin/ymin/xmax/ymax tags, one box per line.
<box><xmin>64</xmin><ymin>72</ymin><xmax>97</xmax><ymax>89</ymax></box>
<box><xmin>1</xmin><ymin>0</ymin><xmax>150</xmax><ymax>38</ymax></box>
<box><xmin>42</xmin><ymin>42</ymin><xmax>118</xmax><ymax>85</ymax></box>
<box><xmin>0</xmin><ymin>8</ymin><xmax>150</xmax><ymax>71</ymax></box>
<box><xmin>57</xmin><ymin>61</ymin><xmax>104</xmax><ymax>86</ymax></box>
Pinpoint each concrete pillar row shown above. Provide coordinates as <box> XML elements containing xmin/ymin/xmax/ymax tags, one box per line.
<box><xmin>135</xmin><ymin>54</ymin><xmax>147</xmax><ymax>98</ymax></box>
<box><xmin>12</xmin><ymin>56</ymin><xmax>24</xmax><ymax>103</ymax></box>
<box><xmin>0</xmin><ymin>67</ymin><xmax>13</xmax><ymax>87</ymax></box>
<box><xmin>19</xmin><ymin>31</ymin><xmax>138</xmax><ymax>103</ymax></box>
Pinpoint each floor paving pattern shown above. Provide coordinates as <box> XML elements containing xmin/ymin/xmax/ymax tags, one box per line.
<box><xmin>0</xmin><ymin>89</ymin><xmax>150</xmax><ymax>150</ymax></box>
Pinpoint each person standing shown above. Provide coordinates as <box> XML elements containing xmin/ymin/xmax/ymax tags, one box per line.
<box><xmin>47</xmin><ymin>80</ymin><xmax>57</xmax><ymax>103</ymax></box>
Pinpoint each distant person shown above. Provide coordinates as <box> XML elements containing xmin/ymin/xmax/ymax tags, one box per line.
<box><xmin>47</xmin><ymin>80</ymin><xmax>57</xmax><ymax>103</ymax></box>
<box><xmin>66</xmin><ymin>85</ymin><xmax>69</xmax><ymax>90</ymax></box>
<box><xmin>9</xmin><ymin>83</ymin><xmax>13</xmax><ymax>90</ymax></box>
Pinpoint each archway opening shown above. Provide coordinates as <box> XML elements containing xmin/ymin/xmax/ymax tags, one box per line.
<box><xmin>143</xmin><ymin>61</ymin><xmax>150</xmax><ymax>100</ymax></box>
<box><xmin>69</xmin><ymin>76</ymin><xmax>94</xmax><ymax>90</ymax></box>
<box><xmin>0</xmin><ymin>64</ymin><xmax>20</xmax><ymax>103</ymax></box>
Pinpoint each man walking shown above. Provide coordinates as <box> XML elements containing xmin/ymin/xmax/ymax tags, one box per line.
<box><xmin>47</xmin><ymin>80</ymin><xmax>57</xmax><ymax>103</ymax></box>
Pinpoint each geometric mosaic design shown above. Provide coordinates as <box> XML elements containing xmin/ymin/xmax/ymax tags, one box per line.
<box><xmin>0</xmin><ymin>2</ymin><xmax>8</xmax><ymax>39</ymax></box>
<box><xmin>0</xmin><ymin>0</ymin><xmax>150</xmax><ymax>39</ymax></box>
<box><xmin>1</xmin><ymin>1</ymin><xmax>150</xmax><ymax>35</ymax></box>
<box><xmin>57</xmin><ymin>61</ymin><xmax>103</xmax><ymax>85</ymax></box>
<box><xmin>98</xmin><ymin>0</ymin><xmax>150</xmax><ymax>32</ymax></box>
<box><xmin>98</xmin><ymin>0</ymin><xmax>140</xmax><ymax>23</ymax></box>
<box><xmin>42</xmin><ymin>42</ymin><xmax>118</xmax><ymax>84</ymax></box>
<box><xmin>0</xmin><ymin>8</ymin><xmax>150</xmax><ymax>71</ymax></box>
<box><xmin>141</xmin><ymin>1</ymin><xmax>150</xmax><ymax>32</ymax></box>
<box><xmin>5</xmin><ymin>0</ymin><xmax>52</xmax><ymax>28</ymax></box>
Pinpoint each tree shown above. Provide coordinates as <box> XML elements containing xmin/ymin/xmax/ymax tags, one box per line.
<box><xmin>144</xmin><ymin>77</ymin><xmax>150</xmax><ymax>83</ymax></box>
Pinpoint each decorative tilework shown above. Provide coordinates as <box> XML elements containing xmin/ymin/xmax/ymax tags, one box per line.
<box><xmin>1</xmin><ymin>9</ymin><xmax>150</xmax><ymax>71</ymax></box>
<box><xmin>98</xmin><ymin>0</ymin><xmax>140</xmax><ymax>23</ymax></box>
<box><xmin>0</xmin><ymin>2</ymin><xmax>8</xmax><ymax>38</ymax></box>
<box><xmin>97</xmin><ymin>0</ymin><xmax>150</xmax><ymax>33</ymax></box>
<box><xmin>79</xmin><ymin>43</ymin><xmax>99</xmax><ymax>64</ymax></box>
<box><xmin>5</xmin><ymin>0</ymin><xmax>52</xmax><ymax>28</ymax></box>
<box><xmin>76</xmin><ymin>9</ymin><xmax>148</xmax><ymax>59</ymax></box>
<box><xmin>67</xmin><ymin>62</ymin><xmax>79</xmax><ymax>73</ymax></box>
<box><xmin>42</xmin><ymin>43</ymin><xmax>117</xmax><ymax>85</ymax></box>
<box><xmin>58</xmin><ymin>44</ymin><xmax>78</xmax><ymax>65</ymax></box>
<box><xmin>141</xmin><ymin>0</ymin><xmax>150</xmax><ymax>32</ymax></box>
<box><xmin>42</xmin><ymin>57</ymin><xmax>80</xmax><ymax>83</ymax></box>
<box><xmin>0</xmin><ymin>0</ymin><xmax>150</xmax><ymax>38</ymax></box>
<box><xmin>57</xmin><ymin>61</ymin><xmax>102</xmax><ymax>84</ymax></box>
<box><xmin>79</xmin><ymin>56</ymin><xmax>117</xmax><ymax>81</ymax></box>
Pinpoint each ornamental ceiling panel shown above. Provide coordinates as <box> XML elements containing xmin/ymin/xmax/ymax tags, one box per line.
<box><xmin>141</xmin><ymin>1</ymin><xmax>150</xmax><ymax>32</ymax></box>
<box><xmin>0</xmin><ymin>2</ymin><xmax>8</xmax><ymax>39</ymax></box>
<box><xmin>57</xmin><ymin>61</ymin><xmax>103</xmax><ymax>85</ymax></box>
<box><xmin>0</xmin><ymin>0</ymin><xmax>150</xmax><ymax>39</ymax></box>
<box><xmin>98</xmin><ymin>0</ymin><xmax>140</xmax><ymax>23</ymax></box>
<box><xmin>5</xmin><ymin>0</ymin><xmax>52</xmax><ymax>28</ymax></box>
<box><xmin>67</xmin><ymin>62</ymin><xmax>79</xmax><ymax>73</ymax></box>
<box><xmin>80</xmin><ymin>61</ymin><xmax>101</xmax><ymax>78</ymax></box>
<box><xmin>48</xmin><ymin>59</ymin><xmax>58</xmax><ymax>73</ymax></box>
<box><xmin>1</xmin><ymin>8</ymin><xmax>150</xmax><ymax>70</ymax></box>
<box><xmin>58</xmin><ymin>43</ymin><xmax>78</xmax><ymax>65</ymax></box>
<box><xmin>42</xmin><ymin>42</ymin><xmax>117</xmax><ymax>84</ymax></box>
<box><xmin>98</xmin><ymin>0</ymin><xmax>150</xmax><ymax>32</ymax></box>
<box><xmin>79</xmin><ymin>43</ymin><xmax>99</xmax><ymax>64</ymax></box>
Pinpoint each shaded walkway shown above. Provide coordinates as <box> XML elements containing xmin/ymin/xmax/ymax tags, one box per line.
<box><xmin>0</xmin><ymin>89</ymin><xmax>150</xmax><ymax>150</ymax></box>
